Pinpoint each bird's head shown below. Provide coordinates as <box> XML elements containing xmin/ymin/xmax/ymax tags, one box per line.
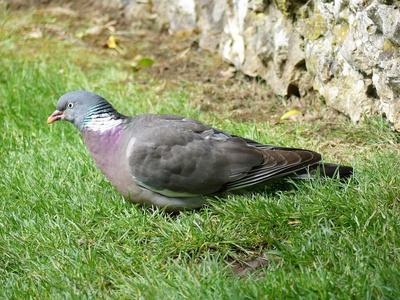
<box><xmin>47</xmin><ymin>90</ymin><xmax>118</xmax><ymax>131</ymax></box>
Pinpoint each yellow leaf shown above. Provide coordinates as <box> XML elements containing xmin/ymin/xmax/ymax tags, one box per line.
<box><xmin>280</xmin><ymin>110</ymin><xmax>302</xmax><ymax>120</ymax></box>
<box><xmin>107</xmin><ymin>36</ymin><xmax>117</xmax><ymax>49</ymax></box>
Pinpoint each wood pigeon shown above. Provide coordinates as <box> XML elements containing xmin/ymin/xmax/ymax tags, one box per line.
<box><xmin>47</xmin><ymin>91</ymin><xmax>353</xmax><ymax>211</ymax></box>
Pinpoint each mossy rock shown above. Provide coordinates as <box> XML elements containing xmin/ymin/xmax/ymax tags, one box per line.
<box><xmin>274</xmin><ymin>0</ymin><xmax>308</xmax><ymax>16</ymax></box>
<box><xmin>332</xmin><ymin>24</ymin><xmax>349</xmax><ymax>46</ymax></box>
<box><xmin>299</xmin><ymin>9</ymin><xmax>328</xmax><ymax>41</ymax></box>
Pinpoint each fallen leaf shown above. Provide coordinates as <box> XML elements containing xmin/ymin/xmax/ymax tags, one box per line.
<box><xmin>218</xmin><ymin>67</ymin><xmax>236</xmax><ymax>80</ymax></box>
<box><xmin>177</xmin><ymin>47</ymin><xmax>191</xmax><ymax>59</ymax></box>
<box><xmin>131</xmin><ymin>55</ymin><xmax>155</xmax><ymax>72</ymax></box>
<box><xmin>280</xmin><ymin>110</ymin><xmax>302</xmax><ymax>120</ymax></box>
<box><xmin>138</xmin><ymin>58</ymin><xmax>155</xmax><ymax>67</ymax></box>
<box><xmin>85</xmin><ymin>25</ymin><xmax>105</xmax><ymax>36</ymax></box>
<box><xmin>107</xmin><ymin>35</ymin><xmax>117</xmax><ymax>49</ymax></box>
<box><xmin>105</xmin><ymin>36</ymin><xmax>125</xmax><ymax>54</ymax></box>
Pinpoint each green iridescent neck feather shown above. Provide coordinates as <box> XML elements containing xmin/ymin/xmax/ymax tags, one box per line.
<box><xmin>82</xmin><ymin>101</ymin><xmax>124</xmax><ymax>132</ymax></box>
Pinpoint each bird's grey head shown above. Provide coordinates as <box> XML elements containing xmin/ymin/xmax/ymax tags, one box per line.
<box><xmin>47</xmin><ymin>91</ymin><xmax>119</xmax><ymax>131</ymax></box>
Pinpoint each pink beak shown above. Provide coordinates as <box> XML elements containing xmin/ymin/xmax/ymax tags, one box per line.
<box><xmin>47</xmin><ymin>110</ymin><xmax>64</xmax><ymax>124</ymax></box>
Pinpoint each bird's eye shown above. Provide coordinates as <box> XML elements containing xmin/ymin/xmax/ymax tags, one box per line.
<box><xmin>67</xmin><ymin>102</ymin><xmax>74</xmax><ymax>109</ymax></box>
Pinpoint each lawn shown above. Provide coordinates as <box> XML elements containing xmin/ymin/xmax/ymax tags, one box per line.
<box><xmin>1</xmin><ymin>3</ymin><xmax>400</xmax><ymax>299</ymax></box>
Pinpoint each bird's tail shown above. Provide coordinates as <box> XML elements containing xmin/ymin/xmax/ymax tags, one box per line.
<box><xmin>291</xmin><ymin>163</ymin><xmax>353</xmax><ymax>179</ymax></box>
<box><xmin>317</xmin><ymin>163</ymin><xmax>353</xmax><ymax>178</ymax></box>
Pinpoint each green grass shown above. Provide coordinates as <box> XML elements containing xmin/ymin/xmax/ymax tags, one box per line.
<box><xmin>1</xmin><ymin>4</ymin><xmax>400</xmax><ymax>299</ymax></box>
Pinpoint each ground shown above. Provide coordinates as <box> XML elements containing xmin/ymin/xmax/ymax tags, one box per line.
<box><xmin>1</xmin><ymin>1</ymin><xmax>400</xmax><ymax>299</ymax></box>
<box><xmin>6</xmin><ymin>0</ymin><xmax>350</xmax><ymax>124</ymax></box>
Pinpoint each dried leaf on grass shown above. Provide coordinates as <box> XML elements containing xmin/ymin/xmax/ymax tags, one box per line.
<box><xmin>131</xmin><ymin>55</ymin><xmax>155</xmax><ymax>72</ymax></box>
<box><xmin>217</xmin><ymin>67</ymin><xmax>237</xmax><ymax>80</ymax></box>
<box><xmin>280</xmin><ymin>110</ymin><xmax>302</xmax><ymax>120</ymax></box>
<box><xmin>106</xmin><ymin>35</ymin><xmax>117</xmax><ymax>48</ymax></box>
<box><xmin>104</xmin><ymin>35</ymin><xmax>124</xmax><ymax>54</ymax></box>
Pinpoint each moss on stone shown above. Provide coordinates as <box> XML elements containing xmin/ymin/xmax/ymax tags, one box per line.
<box><xmin>332</xmin><ymin>24</ymin><xmax>349</xmax><ymax>46</ymax></box>
<box><xmin>299</xmin><ymin>9</ymin><xmax>328</xmax><ymax>41</ymax></box>
<box><xmin>275</xmin><ymin>0</ymin><xmax>290</xmax><ymax>16</ymax></box>
<box><xmin>382</xmin><ymin>38</ymin><xmax>398</xmax><ymax>51</ymax></box>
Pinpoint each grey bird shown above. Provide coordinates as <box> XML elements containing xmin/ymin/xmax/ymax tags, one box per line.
<box><xmin>47</xmin><ymin>91</ymin><xmax>353</xmax><ymax>211</ymax></box>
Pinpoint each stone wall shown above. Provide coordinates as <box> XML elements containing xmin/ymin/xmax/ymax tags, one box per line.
<box><xmin>102</xmin><ymin>0</ymin><xmax>399</xmax><ymax>128</ymax></box>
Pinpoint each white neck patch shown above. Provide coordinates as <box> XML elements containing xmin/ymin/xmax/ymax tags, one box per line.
<box><xmin>85</xmin><ymin>113</ymin><xmax>124</xmax><ymax>132</ymax></box>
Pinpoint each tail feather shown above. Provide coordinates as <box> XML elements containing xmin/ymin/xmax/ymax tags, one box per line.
<box><xmin>317</xmin><ymin>163</ymin><xmax>353</xmax><ymax>178</ymax></box>
<box><xmin>292</xmin><ymin>163</ymin><xmax>353</xmax><ymax>179</ymax></box>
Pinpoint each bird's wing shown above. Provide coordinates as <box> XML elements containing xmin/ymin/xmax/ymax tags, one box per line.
<box><xmin>223</xmin><ymin>135</ymin><xmax>321</xmax><ymax>190</ymax></box>
<box><xmin>125</xmin><ymin>114</ymin><xmax>321</xmax><ymax>197</ymax></box>
<box><xmin>125</xmin><ymin>114</ymin><xmax>263</xmax><ymax>197</ymax></box>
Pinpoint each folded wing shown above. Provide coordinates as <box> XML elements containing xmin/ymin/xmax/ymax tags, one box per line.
<box><xmin>126</xmin><ymin>115</ymin><xmax>321</xmax><ymax>197</ymax></box>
